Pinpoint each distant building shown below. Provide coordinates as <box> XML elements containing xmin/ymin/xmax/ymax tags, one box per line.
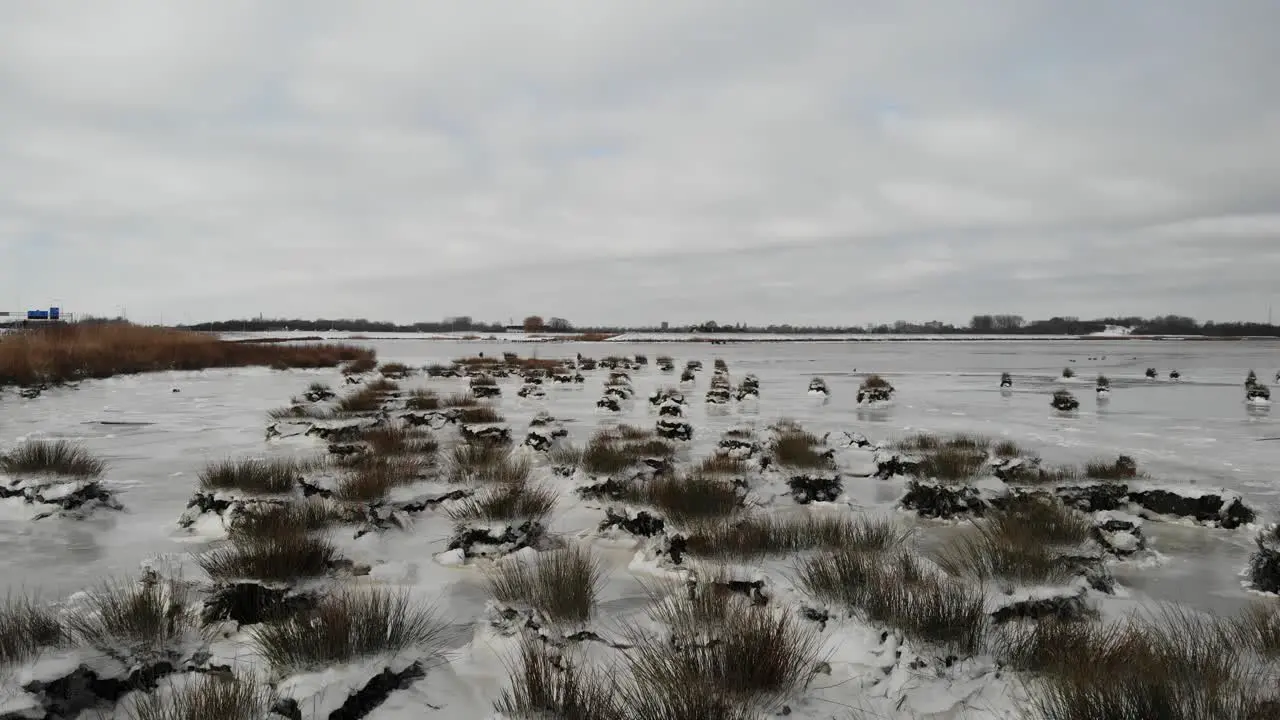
<box><xmin>660</xmin><ymin>321</ymin><xmax>669</xmax><ymax>330</ymax></box>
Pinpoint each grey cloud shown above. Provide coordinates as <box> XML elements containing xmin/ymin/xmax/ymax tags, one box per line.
<box><xmin>1</xmin><ymin>1</ymin><xmax>1278</xmax><ymax>324</ymax></box>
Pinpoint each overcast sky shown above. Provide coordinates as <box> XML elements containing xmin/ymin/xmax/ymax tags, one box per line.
<box><xmin>2</xmin><ymin>1</ymin><xmax>1279</xmax><ymax>327</ymax></box>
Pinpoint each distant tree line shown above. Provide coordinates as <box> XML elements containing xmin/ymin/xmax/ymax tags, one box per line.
<box><xmin>179</xmin><ymin>314</ymin><xmax>1280</xmax><ymax>337</ymax></box>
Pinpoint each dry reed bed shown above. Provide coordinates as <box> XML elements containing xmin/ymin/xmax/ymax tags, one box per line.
<box><xmin>0</xmin><ymin>323</ymin><xmax>373</xmax><ymax>387</ymax></box>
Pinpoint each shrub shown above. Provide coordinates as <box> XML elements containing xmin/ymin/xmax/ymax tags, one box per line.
<box><xmin>1096</xmin><ymin>374</ymin><xmax>1110</xmax><ymax>389</ymax></box>
<box><xmin>449</xmin><ymin>445</ymin><xmax>531</xmax><ymax>484</ymax></box>
<box><xmin>336</xmin><ymin>457</ymin><xmax>428</xmax><ymax>501</ymax></box>
<box><xmin>469</xmin><ymin>374</ymin><xmax>498</xmax><ymax>387</ymax></box>
<box><xmin>65</xmin><ymin>575</ymin><xmax>191</xmax><ymax>655</ymax></box>
<box><xmin>0</xmin><ymin>594</ymin><xmax>64</xmax><ymax>667</ymax></box>
<box><xmin>358</xmin><ymin>425</ymin><xmax>438</xmax><ymax>456</ymax></box>
<box><xmin>198</xmin><ymin>458</ymin><xmax>303</xmax><ymax>494</ymax></box>
<box><xmin>686</xmin><ymin>514</ymin><xmax>907</xmax><ymax>561</ymax></box>
<box><xmin>797</xmin><ymin>550</ymin><xmax>986</xmax><ymax>655</ymax></box>
<box><xmin>405</xmin><ymin>388</ymin><xmax>440</xmax><ymax>411</ymax></box>
<box><xmin>771</xmin><ymin>429</ymin><xmax>832</xmax><ymax>470</ymax></box>
<box><xmin>1062</xmin><ymin>366</ymin><xmax>1075</xmax><ymax>379</ymax></box>
<box><xmin>342</xmin><ymin>355</ymin><xmax>378</xmax><ymax>375</ymax></box>
<box><xmin>457</xmin><ymin>406</ymin><xmax>504</xmax><ymax>424</ymax></box>
<box><xmin>251</xmin><ymin>588</ymin><xmax>450</xmax><ymax>670</ymax></box>
<box><xmin>0</xmin><ymin>439</ymin><xmax>105</xmax><ymax>477</ymax></box>
<box><xmin>487</xmin><ymin>545</ymin><xmax>605</xmax><ymax>624</ymax></box>
<box><xmin>198</xmin><ymin>532</ymin><xmax>339</xmax><ymax>583</ymax></box>
<box><xmin>447</xmin><ymin>481</ymin><xmax>557</xmax><ymax>523</ymax></box>
<box><xmin>0</xmin><ymin>323</ymin><xmax>372</xmax><ymax>388</ymax></box>
<box><xmin>128</xmin><ymin>674</ymin><xmax>275</xmax><ymax>720</ymax></box>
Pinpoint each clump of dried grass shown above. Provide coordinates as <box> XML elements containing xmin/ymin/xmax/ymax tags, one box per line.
<box><xmin>447</xmin><ymin>481</ymin><xmax>557</xmax><ymax>523</ymax></box>
<box><xmin>449</xmin><ymin>445</ymin><xmax>532</xmax><ymax>484</ymax></box>
<box><xmin>0</xmin><ymin>593</ymin><xmax>65</xmax><ymax>667</ymax></box>
<box><xmin>65</xmin><ymin>575</ymin><xmax>192</xmax><ymax>656</ymax></box>
<box><xmin>486</xmin><ymin>545</ymin><xmax>606</xmax><ymax>624</ymax></box>
<box><xmin>357</xmin><ymin>425</ymin><xmax>438</xmax><ymax>456</ymax></box>
<box><xmin>770</xmin><ymin>426</ymin><xmax>833</xmax><ymax>470</ymax></box>
<box><xmin>335</xmin><ymin>456</ymin><xmax>429</xmax><ymax>501</ymax></box>
<box><xmin>128</xmin><ymin>674</ymin><xmax>275</xmax><ymax>720</ymax></box>
<box><xmin>251</xmin><ymin>588</ymin><xmax>450</xmax><ymax>670</ymax></box>
<box><xmin>198</xmin><ymin>529</ymin><xmax>340</xmax><ymax>583</ymax></box>
<box><xmin>618</xmin><ymin>472</ymin><xmax>744</xmax><ymax>525</ymax></box>
<box><xmin>997</xmin><ymin>607</ymin><xmax>1273</xmax><ymax>719</ymax></box>
<box><xmin>933</xmin><ymin>495</ymin><xmax>1093</xmax><ymax>586</ymax></box>
<box><xmin>685</xmin><ymin>514</ymin><xmax>907</xmax><ymax>561</ymax></box>
<box><xmin>405</xmin><ymin>388</ymin><xmax>440</xmax><ymax>411</ymax></box>
<box><xmin>797</xmin><ymin>550</ymin><xmax>987</xmax><ymax>655</ymax></box>
<box><xmin>457</xmin><ymin>406</ymin><xmax>504</xmax><ymax>424</ymax></box>
<box><xmin>1</xmin><ymin>439</ymin><xmax>105</xmax><ymax>477</ymax></box>
<box><xmin>198</xmin><ymin>457</ymin><xmax>305</xmax><ymax>494</ymax></box>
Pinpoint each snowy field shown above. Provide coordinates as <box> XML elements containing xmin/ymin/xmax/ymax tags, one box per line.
<box><xmin>2</xmin><ymin>337</ymin><xmax>1278</xmax><ymax>718</ymax></box>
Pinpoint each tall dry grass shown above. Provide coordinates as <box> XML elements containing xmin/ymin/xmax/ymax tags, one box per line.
<box><xmin>0</xmin><ymin>323</ymin><xmax>373</xmax><ymax>387</ymax></box>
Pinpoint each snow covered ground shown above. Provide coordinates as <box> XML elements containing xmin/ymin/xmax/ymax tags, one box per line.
<box><xmin>1</xmin><ymin>337</ymin><xmax>1278</xmax><ymax>718</ymax></box>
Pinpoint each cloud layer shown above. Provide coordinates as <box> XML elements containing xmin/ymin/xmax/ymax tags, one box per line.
<box><xmin>2</xmin><ymin>1</ymin><xmax>1278</xmax><ymax>326</ymax></box>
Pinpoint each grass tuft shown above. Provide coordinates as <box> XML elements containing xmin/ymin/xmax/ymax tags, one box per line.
<box><xmin>65</xmin><ymin>575</ymin><xmax>191</xmax><ymax>655</ymax></box>
<box><xmin>1</xmin><ymin>439</ymin><xmax>105</xmax><ymax>477</ymax></box>
<box><xmin>771</xmin><ymin>427</ymin><xmax>832</xmax><ymax>470</ymax></box>
<box><xmin>457</xmin><ymin>406</ymin><xmax>504</xmax><ymax>424</ymax></box>
<box><xmin>229</xmin><ymin>500</ymin><xmax>344</xmax><ymax>541</ymax></box>
<box><xmin>0</xmin><ymin>594</ymin><xmax>65</xmax><ymax>667</ymax></box>
<box><xmin>335</xmin><ymin>456</ymin><xmax>429</xmax><ymax>501</ymax></box>
<box><xmin>198</xmin><ymin>531</ymin><xmax>340</xmax><ymax>583</ymax></box>
<box><xmin>495</xmin><ymin>638</ymin><xmax>619</xmax><ymax>718</ymax></box>
<box><xmin>251</xmin><ymin>588</ymin><xmax>450</xmax><ymax>670</ymax></box>
<box><xmin>487</xmin><ymin>545</ymin><xmax>606</xmax><ymax>624</ymax></box>
<box><xmin>342</xmin><ymin>355</ymin><xmax>378</xmax><ymax>375</ymax></box>
<box><xmin>797</xmin><ymin>550</ymin><xmax>986</xmax><ymax>655</ymax></box>
<box><xmin>198</xmin><ymin>457</ymin><xmax>303</xmax><ymax>494</ymax></box>
<box><xmin>405</xmin><ymin>388</ymin><xmax>440</xmax><ymax>411</ymax></box>
<box><xmin>686</xmin><ymin>514</ymin><xmax>907</xmax><ymax>561</ymax></box>
<box><xmin>619</xmin><ymin>472</ymin><xmax>744</xmax><ymax>525</ymax></box>
<box><xmin>629</xmin><ymin>584</ymin><xmax>825</xmax><ymax>711</ymax></box>
<box><xmin>933</xmin><ymin>495</ymin><xmax>1092</xmax><ymax>586</ymax></box>
<box><xmin>129</xmin><ymin>674</ymin><xmax>275</xmax><ymax>720</ymax></box>
<box><xmin>1083</xmin><ymin>455</ymin><xmax>1140</xmax><ymax>480</ymax></box>
<box><xmin>447</xmin><ymin>481</ymin><xmax>557</xmax><ymax>522</ymax></box>
<box><xmin>357</xmin><ymin>425</ymin><xmax>439</xmax><ymax>456</ymax></box>
<box><xmin>449</xmin><ymin>445</ymin><xmax>532</xmax><ymax>484</ymax></box>
<box><xmin>378</xmin><ymin>362</ymin><xmax>413</xmax><ymax>378</ymax></box>
<box><xmin>997</xmin><ymin>607</ymin><xmax>1271</xmax><ymax>719</ymax></box>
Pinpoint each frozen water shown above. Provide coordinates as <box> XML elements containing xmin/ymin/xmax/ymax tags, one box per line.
<box><xmin>2</xmin><ymin>336</ymin><xmax>1278</xmax><ymax>716</ymax></box>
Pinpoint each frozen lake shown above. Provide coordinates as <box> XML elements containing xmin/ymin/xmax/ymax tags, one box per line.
<box><xmin>2</xmin><ymin>337</ymin><xmax>1277</xmax><ymax>616</ymax></box>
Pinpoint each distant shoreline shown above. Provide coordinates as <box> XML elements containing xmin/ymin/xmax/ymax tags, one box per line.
<box><xmin>212</xmin><ymin>331</ymin><xmax>1280</xmax><ymax>344</ymax></box>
